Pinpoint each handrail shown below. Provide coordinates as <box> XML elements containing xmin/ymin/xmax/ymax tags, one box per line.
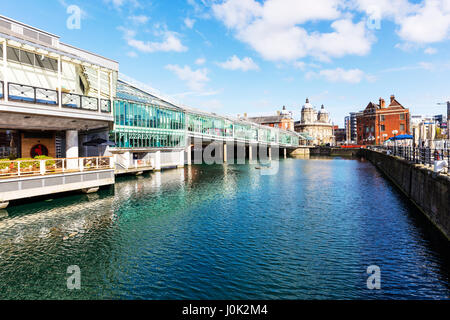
<box><xmin>5</xmin><ymin>81</ymin><xmax>108</xmax><ymax>113</ymax></box>
<box><xmin>0</xmin><ymin>156</ymin><xmax>114</xmax><ymax>179</ymax></box>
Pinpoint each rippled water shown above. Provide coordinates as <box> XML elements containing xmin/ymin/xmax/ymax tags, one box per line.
<box><xmin>0</xmin><ymin>157</ymin><xmax>449</xmax><ymax>300</ymax></box>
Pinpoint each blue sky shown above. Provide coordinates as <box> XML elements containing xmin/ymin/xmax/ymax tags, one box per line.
<box><xmin>2</xmin><ymin>0</ymin><xmax>450</xmax><ymax>126</ymax></box>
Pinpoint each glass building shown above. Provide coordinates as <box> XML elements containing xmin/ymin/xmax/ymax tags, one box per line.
<box><xmin>111</xmin><ymin>80</ymin><xmax>186</xmax><ymax>149</ymax></box>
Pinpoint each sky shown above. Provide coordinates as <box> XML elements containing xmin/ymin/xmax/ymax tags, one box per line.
<box><xmin>2</xmin><ymin>0</ymin><xmax>450</xmax><ymax>126</ymax></box>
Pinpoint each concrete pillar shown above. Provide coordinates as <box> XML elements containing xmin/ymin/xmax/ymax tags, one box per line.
<box><xmin>284</xmin><ymin>148</ymin><xmax>287</xmax><ymax>159</ymax></box>
<box><xmin>154</xmin><ymin>151</ymin><xmax>161</xmax><ymax>171</ymax></box>
<box><xmin>178</xmin><ymin>150</ymin><xmax>185</xmax><ymax>168</ymax></box>
<box><xmin>224</xmin><ymin>143</ymin><xmax>228</xmax><ymax>163</ymax></box>
<box><xmin>66</xmin><ymin>130</ymin><xmax>79</xmax><ymax>170</ymax></box>
<box><xmin>248</xmin><ymin>144</ymin><xmax>252</xmax><ymax>161</ymax></box>
<box><xmin>269</xmin><ymin>147</ymin><xmax>272</xmax><ymax>161</ymax></box>
<box><xmin>187</xmin><ymin>145</ymin><xmax>192</xmax><ymax>166</ymax></box>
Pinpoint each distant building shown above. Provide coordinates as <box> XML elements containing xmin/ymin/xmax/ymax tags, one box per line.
<box><xmin>294</xmin><ymin>99</ymin><xmax>334</xmax><ymax>146</ymax></box>
<box><xmin>246</xmin><ymin>106</ymin><xmax>295</xmax><ymax>131</ymax></box>
<box><xmin>334</xmin><ymin>128</ymin><xmax>346</xmax><ymax>145</ymax></box>
<box><xmin>411</xmin><ymin>115</ymin><xmax>438</xmax><ymax>147</ymax></box>
<box><xmin>356</xmin><ymin>95</ymin><xmax>410</xmax><ymax>145</ymax></box>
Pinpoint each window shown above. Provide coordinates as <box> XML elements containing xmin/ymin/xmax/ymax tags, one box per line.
<box><xmin>7</xmin><ymin>46</ymin><xmax>20</xmax><ymax>63</ymax></box>
<box><xmin>400</xmin><ymin>124</ymin><xmax>405</xmax><ymax>131</ymax></box>
<box><xmin>381</xmin><ymin>125</ymin><xmax>385</xmax><ymax>131</ymax></box>
<box><xmin>20</xmin><ymin>50</ymin><xmax>34</xmax><ymax>66</ymax></box>
<box><xmin>400</xmin><ymin>114</ymin><xmax>405</xmax><ymax>120</ymax></box>
<box><xmin>380</xmin><ymin>115</ymin><xmax>385</xmax><ymax>121</ymax></box>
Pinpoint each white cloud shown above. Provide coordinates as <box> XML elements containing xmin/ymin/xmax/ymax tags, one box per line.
<box><xmin>307</xmin><ymin>68</ymin><xmax>368</xmax><ymax>83</ymax></box>
<box><xmin>424</xmin><ymin>47</ymin><xmax>437</xmax><ymax>54</ymax></box>
<box><xmin>127</xmin><ymin>33</ymin><xmax>187</xmax><ymax>53</ymax></box>
<box><xmin>165</xmin><ymin>64</ymin><xmax>210</xmax><ymax>91</ymax></box>
<box><xmin>119</xmin><ymin>25</ymin><xmax>188</xmax><ymax>53</ymax></box>
<box><xmin>212</xmin><ymin>0</ymin><xmax>373</xmax><ymax>62</ymax></box>
<box><xmin>195</xmin><ymin>58</ymin><xmax>206</xmax><ymax>65</ymax></box>
<box><xmin>104</xmin><ymin>0</ymin><xmax>140</xmax><ymax>9</ymax></box>
<box><xmin>129</xmin><ymin>15</ymin><xmax>149</xmax><ymax>25</ymax></box>
<box><xmin>127</xmin><ymin>51</ymin><xmax>138</xmax><ymax>58</ymax></box>
<box><xmin>184</xmin><ymin>17</ymin><xmax>196</xmax><ymax>29</ymax></box>
<box><xmin>396</xmin><ymin>0</ymin><xmax>450</xmax><ymax>44</ymax></box>
<box><xmin>354</xmin><ymin>0</ymin><xmax>450</xmax><ymax>45</ymax></box>
<box><xmin>213</xmin><ymin>0</ymin><xmax>450</xmax><ymax>61</ymax></box>
<box><xmin>217</xmin><ymin>55</ymin><xmax>260</xmax><ymax>71</ymax></box>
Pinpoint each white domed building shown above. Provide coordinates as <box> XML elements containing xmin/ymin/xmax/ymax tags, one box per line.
<box><xmin>295</xmin><ymin>99</ymin><xmax>335</xmax><ymax>146</ymax></box>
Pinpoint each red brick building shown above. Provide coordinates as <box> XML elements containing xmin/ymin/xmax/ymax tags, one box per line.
<box><xmin>357</xmin><ymin>95</ymin><xmax>410</xmax><ymax>145</ymax></box>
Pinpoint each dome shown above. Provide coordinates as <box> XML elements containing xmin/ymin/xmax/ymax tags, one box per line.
<box><xmin>302</xmin><ymin>98</ymin><xmax>314</xmax><ymax>110</ymax></box>
<box><xmin>318</xmin><ymin>104</ymin><xmax>329</xmax><ymax>114</ymax></box>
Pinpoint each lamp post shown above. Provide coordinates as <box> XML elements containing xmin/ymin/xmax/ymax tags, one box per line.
<box><xmin>392</xmin><ymin>130</ymin><xmax>398</xmax><ymax>155</ymax></box>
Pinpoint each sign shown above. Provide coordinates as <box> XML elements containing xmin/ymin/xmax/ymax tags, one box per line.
<box><xmin>30</xmin><ymin>144</ymin><xmax>49</xmax><ymax>158</ymax></box>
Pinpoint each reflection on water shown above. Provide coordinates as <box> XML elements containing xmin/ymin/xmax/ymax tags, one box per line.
<box><xmin>0</xmin><ymin>159</ymin><xmax>449</xmax><ymax>300</ymax></box>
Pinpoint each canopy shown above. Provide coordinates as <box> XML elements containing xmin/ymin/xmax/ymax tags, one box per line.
<box><xmin>388</xmin><ymin>134</ymin><xmax>413</xmax><ymax>141</ymax></box>
<box><xmin>83</xmin><ymin>138</ymin><xmax>115</xmax><ymax>146</ymax></box>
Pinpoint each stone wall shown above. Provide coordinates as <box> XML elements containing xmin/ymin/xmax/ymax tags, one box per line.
<box><xmin>360</xmin><ymin>149</ymin><xmax>450</xmax><ymax>240</ymax></box>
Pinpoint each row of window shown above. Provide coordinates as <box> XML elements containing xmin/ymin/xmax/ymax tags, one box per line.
<box><xmin>365</xmin><ymin>124</ymin><xmax>406</xmax><ymax>133</ymax></box>
<box><xmin>187</xmin><ymin>114</ymin><xmax>234</xmax><ymax>137</ymax></box>
<box><xmin>114</xmin><ymin>100</ymin><xmax>185</xmax><ymax>130</ymax></box>
<box><xmin>380</xmin><ymin>113</ymin><xmax>407</xmax><ymax>122</ymax></box>
<box><xmin>0</xmin><ymin>45</ymin><xmax>58</xmax><ymax>72</ymax></box>
<box><xmin>111</xmin><ymin>130</ymin><xmax>185</xmax><ymax>148</ymax></box>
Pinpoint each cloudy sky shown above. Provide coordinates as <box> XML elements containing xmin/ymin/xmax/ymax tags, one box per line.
<box><xmin>2</xmin><ymin>0</ymin><xmax>450</xmax><ymax>125</ymax></box>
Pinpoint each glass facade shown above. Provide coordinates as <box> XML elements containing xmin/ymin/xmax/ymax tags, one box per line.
<box><xmin>187</xmin><ymin>114</ymin><xmax>233</xmax><ymax>138</ymax></box>
<box><xmin>111</xmin><ymin>79</ymin><xmax>300</xmax><ymax>149</ymax></box>
<box><xmin>234</xmin><ymin>123</ymin><xmax>258</xmax><ymax>141</ymax></box>
<box><xmin>112</xmin><ymin>99</ymin><xmax>185</xmax><ymax>148</ymax></box>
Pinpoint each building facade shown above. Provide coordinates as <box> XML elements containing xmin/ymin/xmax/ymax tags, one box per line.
<box><xmin>294</xmin><ymin>99</ymin><xmax>334</xmax><ymax>146</ymax></box>
<box><xmin>246</xmin><ymin>106</ymin><xmax>295</xmax><ymax>131</ymax></box>
<box><xmin>356</xmin><ymin>95</ymin><xmax>410</xmax><ymax>145</ymax></box>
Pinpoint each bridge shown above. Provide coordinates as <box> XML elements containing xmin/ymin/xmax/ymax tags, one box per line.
<box><xmin>109</xmin><ymin>77</ymin><xmax>307</xmax><ymax>173</ymax></box>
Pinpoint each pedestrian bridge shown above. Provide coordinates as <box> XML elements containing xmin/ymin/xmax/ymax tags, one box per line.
<box><xmin>109</xmin><ymin>77</ymin><xmax>308</xmax><ymax>172</ymax></box>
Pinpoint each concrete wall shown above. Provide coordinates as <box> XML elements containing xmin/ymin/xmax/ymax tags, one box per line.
<box><xmin>310</xmin><ymin>147</ymin><xmax>361</xmax><ymax>157</ymax></box>
<box><xmin>360</xmin><ymin>149</ymin><xmax>450</xmax><ymax>240</ymax></box>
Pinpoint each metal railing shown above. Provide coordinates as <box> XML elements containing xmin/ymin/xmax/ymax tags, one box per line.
<box><xmin>371</xmin><ymin>145</ymin><xmax>449</xmax><ymax>173</ymax></box>
<box><xmin>0</xmin><ymin>156</ymin><xmax>114</xmax><ymax>179</ymax></box>
<box><xmin>62</xmin><ymin>92</ymin><xmax>98</xmax><ymax>111</ymax></box>
<box><xmin>4</xmin><ymin>82</ymin><xmax>111</xmax><ymax>113</ymax></box>
<box><xmin>8</xmin><ymin>82</ymin><xmax>58</xmax><ymax>105</ymax></box>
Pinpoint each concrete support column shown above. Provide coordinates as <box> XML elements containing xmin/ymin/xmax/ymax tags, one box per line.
<box><xmin>248</xmin><ymin>144</ymin><xmax>252</xmax><ymax>161</ymax></box>
<box><xmin>3</xmin><ymin>40</ymin><xmax>8</xmax><ymax>102</ymax></box>
<box><xmin>178</xmin><ymin>150</ymin><xmax>185</xmax><ymax>168</ymax></box>
<box><xmin>187</xmin><ymin>145</ymin><xmax>192</xmax><ymax>166</ymax></box>
<box><xmin>269</xmin><ymin>147</ymin><xmax>272</xmax><ymax>161</ymax></box>
<box><xmin>284</xmin><ymin>148</ymin><xmax>287</xmax><ymax>159</ymax></box>
<box><xmin>66</xmin><ymin>130</ymin><xmax>79</xmax><ymax>170</ymax></box>
<box><xmin>154</xmin><ymin>151</ymin><xmax>161</xmax><ymax>171</ymax></box>
<box><xmin>224</xmin><ymin>143</ymin><xmax>228</xmax><ymax>163</ymax></box>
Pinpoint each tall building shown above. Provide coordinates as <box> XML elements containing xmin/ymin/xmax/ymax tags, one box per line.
<box><xmin>356</xmin><ymin>95</ymin><xmax>410</xmax><ymax>145</ymax></box>
<box><xmin>294</xmin><ymin>99</ymin><xmax>334</xmax><ymax>145</ymax></box>
<box><xmin>246</xmin><ymin>106</ymin><xmax>295</xmax><ymax>131</ymax></box>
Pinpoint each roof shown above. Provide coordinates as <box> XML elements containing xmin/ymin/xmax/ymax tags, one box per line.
<box><xmin>247</xmin><ymin>115</ymin><xmax>291</xmax><ymax>124</ymax></box>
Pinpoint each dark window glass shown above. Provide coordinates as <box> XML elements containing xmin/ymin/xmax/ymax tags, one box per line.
<box><xmin>20</xmin><ymin>50</ymin><xmax>34</xmax><ymax>65</ymax></box>
<box><xmin>7</xmin><ymin>46</ymin><xmax>20</xmax><ymax>63</ymax></box>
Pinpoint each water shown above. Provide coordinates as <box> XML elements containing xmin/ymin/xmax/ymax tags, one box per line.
<box><xmin>0</xmin><ymin>157</ymin><xmax>449</xmax><ymax>300</ymax></box>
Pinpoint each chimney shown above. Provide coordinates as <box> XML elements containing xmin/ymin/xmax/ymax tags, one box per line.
<box><xmin>390</xmin><ymin>95</ymin><xmax>395</xmax><ymax>103</ymax></box>
<box><xmin>244</xmin><ymin>113</ymin><xmax>248</xmax><ymax>118</ymax></box>
<box><xmin>379</xmin><ymin>98</ymin><xmax>385</xmax><ymax>108</ymax></box>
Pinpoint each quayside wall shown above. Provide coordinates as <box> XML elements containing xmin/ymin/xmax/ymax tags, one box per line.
<box><xmin>359</xmin><ymin>149</ymin><xmax>450</xmax><ymax>240</ymax></box>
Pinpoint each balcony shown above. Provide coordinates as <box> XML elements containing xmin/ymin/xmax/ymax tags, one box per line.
<box><xmin>2</xmin><ymin>81</ymin><xmax>111</xmax><ymax>113</ymax></box>
<box><xmin>0</xmin><ymin>156</ymin><xmax>115</xmax><ymax>208</ymax></box>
